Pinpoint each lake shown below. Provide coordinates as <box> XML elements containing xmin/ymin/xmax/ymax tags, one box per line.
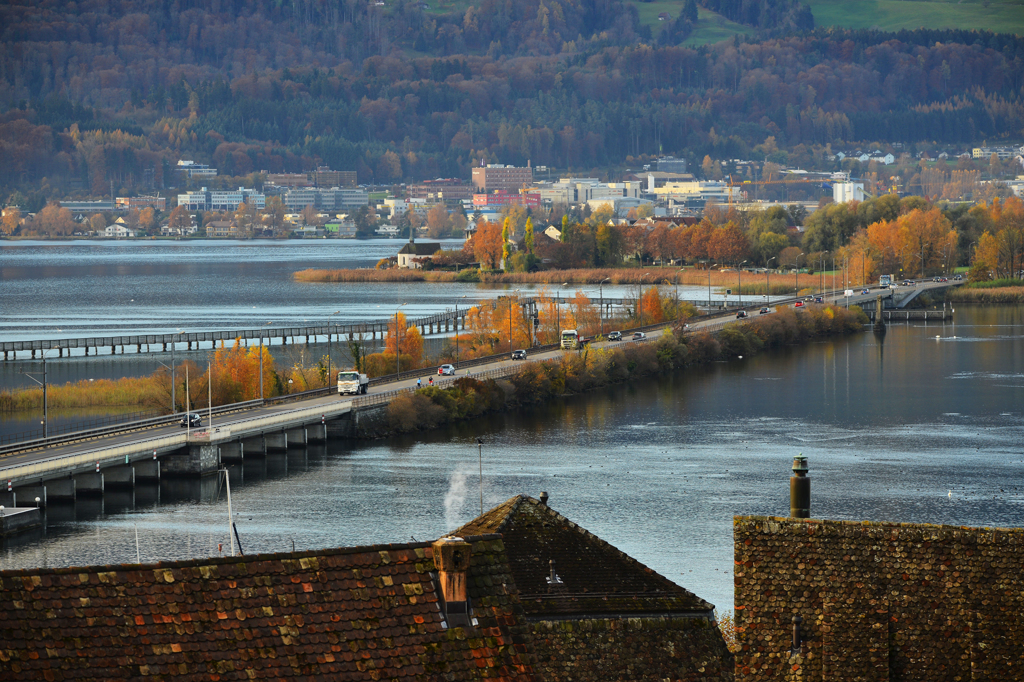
<box><xmin>1</xmin><ymin>295</ymin><xmax>1021</xmax><ymax>612</ymax></box>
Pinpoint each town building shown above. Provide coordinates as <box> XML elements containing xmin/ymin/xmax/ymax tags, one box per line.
<box><xmin>176</xmin><ymin>188</ymin><xmax>266</xmax><ymax>212</ymax></box>
<box><xmin>472</xmin><ymin>164</ymin><xmax>534</xmax><ymax>193</ymax></box>
<box><xmin>281</xmin><ymin>187</ymin><xmax>369</xmax><ymax>212</ymax></box>
<box><xmin>397</xmin><ymin>241</ymin><xmax>442</xmax><ymax>268</ymax></box>
<box><xmin>59</xmin><ymin>200</ymin><xmax>116</xmax><ymax>213</ymax></box>
<box><xmin>972</xmin><ymin>145</ymin><xmax>1023</xmax><ymax>160</ymax></box>
<box><xmin>176</xmin><ymin>160</ymin><xmax>217</xmax><ymax>179</ymax></box>
<box><xmin>314</xmin><ymin>167</ymin><xmax>357</xmax><ymax>187</ymax></box>
<box><xmin>472</xmin><ymin>191</ymin><xmax>542</xmax><ymax>209</ymax></box>
<box><xmin>115</xmin><ymin>196</ymin><xmax>166</xmax><ymax>211</ymax></box>
<box><xmin>0</xmin><ymin>493</ymin><xmax>731</xmax><ymax>681</ymax></box>
<box><xmin>102</xmin><ymin>224</ymin><xmax>135</xmax><ymax>238</ymax></box>
<box><xmin>833</xmin><ymin>181</ymin><xmax>865</xmax><ymax>203</ymax></box>
<box><xmin>657</xmin><ymin>155</ymin><xmax>688</xmax><ymax>174</ymax></box>
<box><xmin>649</xmin><ymin>180</ymin><xmax>739</xmax><ymax>206</ymax></box>
<box><xmin>408</xmin><ymin>179</ymin><xmax>474</xmax><ymax>204</ymax></box>
<box><xmin>264</xmin><ymin>173</ymin><xmax>310</xmax><ymax>188</ymax></box>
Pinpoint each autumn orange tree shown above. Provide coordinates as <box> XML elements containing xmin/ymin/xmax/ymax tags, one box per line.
<box><xmin>363</xmin><ymin>311</ymin><xmax>425</xmax><ymax>376</ymax></box>
<box><xmin>973</xmin><ymin>197</ymin><xmax>1024</xmax><ymax>279</ymax></box>
<box><xmin>470</xmin><ymin>220</ymin><xmax>503</xmax><ymax>269</ymax></box>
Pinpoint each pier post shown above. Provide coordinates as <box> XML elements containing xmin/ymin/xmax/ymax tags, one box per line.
<box><xmin>873</xmin><ymin>295</ymin><xmax>886</xmax><ymax>334</ymax></box>
<box><xmin>0</xmin><ymin>491</ymin><xmax>15</xmax><ymax>507</ymax></box>
<box><xmin>163</xmin><ymin>444</ymin><xmax>220</xmax><ymax>476</ymax></box>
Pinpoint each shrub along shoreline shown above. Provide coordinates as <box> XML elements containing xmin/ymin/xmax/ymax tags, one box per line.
<box><xmin>948</xmin><ymin>280</ymin><xmax>1024</xmax><ymax>305</ymax></box>
<box><xmin>370</xmin><ymin>305</ymin><xmax>867</xmax><ymax>438</ymax></box>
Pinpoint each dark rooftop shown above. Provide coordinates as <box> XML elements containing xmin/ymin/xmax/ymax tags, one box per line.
<box><xmin>456</xmin><ymin>495</ymin><xmax>714</xmax><ymax>619</ymax></box>
<box><xmin>0</xmin><ymin>536</ymin><xmax>536</xmax><ymax>681</ymax></box>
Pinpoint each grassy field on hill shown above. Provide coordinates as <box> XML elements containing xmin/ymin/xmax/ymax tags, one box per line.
<box><xmin>806</xmin><ymin>0</ymin><xmax>1024</xmax><ymax>34</ymax></box>
<box><xmin>631</xmin><ymin>4</ymin><xmax>754</xmax><ymax>44</ymax></box>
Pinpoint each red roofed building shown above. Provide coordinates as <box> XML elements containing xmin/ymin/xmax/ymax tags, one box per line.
<box><xmin>0</xmin><ymin>494</ymin><xmax>732</xmax><ymax>680</ymax></box>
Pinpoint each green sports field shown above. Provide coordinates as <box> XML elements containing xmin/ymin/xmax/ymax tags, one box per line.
<box><xmin>806</xmin><ymin>0</ymin><xmax>1024</xmax><ymax>34</ymax></box>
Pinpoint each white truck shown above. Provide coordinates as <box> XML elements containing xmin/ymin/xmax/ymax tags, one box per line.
<box><xmin>337</xmin><ymin>370</ymin><xmax>369</xmax><ymax>395</ymax></box>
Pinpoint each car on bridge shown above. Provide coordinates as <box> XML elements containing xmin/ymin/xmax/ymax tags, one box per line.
<box><xmin>794</xmin><ymin>301</ymin><xmax>805</xmax><ymax>308</ymax></box>
<box><xmin>179</xmin><ymin>413</ymin><xmax>201</xmax><ymax>428</ymax></box>
<box><xmin>862</xmin><ymin>289</ymin><xmax>869</xmax><ymax>294</ymax></box>
<box><xmin>607</xmin><ymin>331</ymin><xmax>622</xmax><ymax>341</ymax></box>
<box><xmin>736</xmin><ymin>310</ymin><xmax>747</xmax><ymax>318</ymax></box>
<box><xmin>632</xmin><ymin>331</ymin><xmax>647</xmax><ymax>341</ymax></box>
<box><xmin>511</xmin><ymin>349</ymin><xmax>527</xmax><ymax>360</ymax></box>
<box><xmin>759</xmin><ymin>307</ymin><xmax>770</xmax><ymax>314</ymax></box>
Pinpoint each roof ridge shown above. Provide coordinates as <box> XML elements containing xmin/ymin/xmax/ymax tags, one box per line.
<box><xmin>0</xmin><ymin>537</ymin><xmax>438</xmax><ymax>577</ymax></box>
<box><xmin>526</xmin><ymin>497</ymin><xmax>708</xmax><ymax>604</ymax></box>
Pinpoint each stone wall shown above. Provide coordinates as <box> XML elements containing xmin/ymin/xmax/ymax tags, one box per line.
<box><xmin>733</xmin><ymin>516</ymin><xmax>1024</xmax><ymax>681</ymax></box>
<box><xmin>529</xmin><ymin>616</ymin><xmax>734</xmax><ymax>681</ymax></box>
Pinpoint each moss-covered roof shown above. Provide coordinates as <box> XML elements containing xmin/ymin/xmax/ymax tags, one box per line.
<box><xmin>456</xmin><ymin>495</ymin><xmax>714</xmax><ymax>618</ymax></box>
<box><xmin>0</xmin><ymin>536</ymin><xmax>537</xmax><ymax>681</ymax></box>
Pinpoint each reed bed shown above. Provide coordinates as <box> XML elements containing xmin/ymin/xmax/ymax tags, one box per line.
<box><xmin>948</xmin><ymin>286</ymin><xmax>1024</xmax><ymax>304</ymax></box>
<box><xmin>0</xmin><ymin>376</ymin><xmax>167</xmax><ymax>413</ymax></box>
<box><xmin>293</xmin><ymin>266</ymin><xmax>847</xmax><ymax>291</ymax></box>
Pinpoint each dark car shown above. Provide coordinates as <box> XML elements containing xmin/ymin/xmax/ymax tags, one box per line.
<box><xmin>179</xmin><ymin>413</ymin><xmax>201</xmax><ymax>428</ymax></box>
<box><xmin>511</xmin><ymin>349</ymin><xmax>527</xmax><ymax>360</ymax></box>
<box><xmin>759</xmin><ymin>307</ymin><xmax>770</xmax><ymax>314</ymax></box>
<box><xmin>607</xmin><ymin>331</ymin><xmax>622</xmax><ymax>341</ymax></box>
<box><xmin>862</xmin><ymin>289</ymin><xmax>869</xmax><ymax>294</ymax></box>
<box><xmin>736</xmin><ymin>310</ymin><xmax>747</xmax><ymax>318</ymax></box>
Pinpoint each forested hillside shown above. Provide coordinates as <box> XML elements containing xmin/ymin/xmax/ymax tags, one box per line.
<box><xmin>1</xmin><ymin>0</ymin><xmax>1023</xmax><ymax>205</ymax></box>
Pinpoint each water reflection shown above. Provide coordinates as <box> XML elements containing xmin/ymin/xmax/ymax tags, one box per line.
<box><xmin>0</xmin><ymin>305</ymin><xmax>1021</xmax><ymax>614</ymax></box>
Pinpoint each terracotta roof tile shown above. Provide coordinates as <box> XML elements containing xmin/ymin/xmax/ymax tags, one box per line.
<box><xmin>0</xmin><ymin>538</ymin><xmax>536</xmax><ymax>681</ymax></box>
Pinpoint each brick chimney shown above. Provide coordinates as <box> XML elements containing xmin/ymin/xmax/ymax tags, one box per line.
<box><xmin>432</xmin><ymin>536</ymin><xmax>473</xmax><ymax>627</ymax></box>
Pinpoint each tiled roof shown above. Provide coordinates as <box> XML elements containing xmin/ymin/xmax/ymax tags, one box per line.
<box><xmin>455</xmin><ymin>495</ymin><xmax>714</xmax><ymax>619</ymax></box>
<box><xmin>398</xmin><ymin>242</ymin><xmax>442</xmax><ymax>255</ymax></box>
<box><xmin>0</xmin><ymin>536</ymin><xmax>536</xmax><ymax>681</ymax></box>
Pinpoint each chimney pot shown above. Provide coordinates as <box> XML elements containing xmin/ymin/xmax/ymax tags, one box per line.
<box><xmin>539</xmin><ymin>491</ymin><xmax>549</xmax><ymax>506</ymax></box>
<box><xmin>790</xmin><ymin>455</ymin><xmax>810</xmax><ymax>518</ymax></box>
<box><xmin>432</xmin><ymin>536</ymin><xmax>472</xmax><ymax>626</ymax></box>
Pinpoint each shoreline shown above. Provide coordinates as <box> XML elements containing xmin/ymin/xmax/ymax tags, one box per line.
<box><xmin>356</xmin><ymin>305</ymin><xmax>867</xmax><ymax>439</ymax></box>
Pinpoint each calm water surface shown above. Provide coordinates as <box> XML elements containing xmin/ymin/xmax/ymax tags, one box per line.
<box><xmin>1</xmin><ymin>305</ymin><xmax>1022</xmax><ymax>613</ymax></box>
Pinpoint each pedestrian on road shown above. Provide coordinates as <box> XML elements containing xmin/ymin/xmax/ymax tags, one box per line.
<box><xmin>428</xmin><ymin>377</ymin><xmax>433</xmax><ymax>386</ymax></box>
<box><xmin>417</xmin><ymin>378</ymin><xmax>422</xmax><ymax>388</ymax></box>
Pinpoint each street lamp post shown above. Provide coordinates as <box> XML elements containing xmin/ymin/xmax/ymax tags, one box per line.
<box><xmin>599</xmin><ymin>278</ymin><xmax>609</xmax><ymax>336</ymax></box>
<box><xmin>766</xmin><ymin>257</ymin><xmax>776</xmax><ymax>305</ymax></box>
<box><xmin>455</xmin><ymin>295</ymin><xmax>466</xmax><ymax>367</ymax></box>
<box><xmin>395</xmin><ymin>303</ymin><xmax>407</xmax><ymax>374</ymax></box>
<box><xmin>738</xmin><ymin>259</ymin><xmax>748</xmax><ymax>308</ymax></box>
<box><xmin>326</xmin><ymin>310</ymin><xmax>340</xmax><ymax>388</ymax></box>
<box><xmin>22</xmin><ymin>348</ymin><xmax>60</xmax><ymax>438</ymax></box>
<box><xmin>819</xmin><ymin>251</ymin><xmax>829</xmax><ymax>295</ymax></box>
<box><xmin>796</xmin><ymin>252</ymin><xmax>805</xmax><ymax>297</ymax></box>
<box><xmin>509</xmin><ymin>289</ymin><xmax>521</xmax><ymax>354</ymax></box>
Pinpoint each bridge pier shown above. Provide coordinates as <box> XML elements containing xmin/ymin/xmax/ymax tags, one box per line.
<box><xmin>13</xmin><ymin>484</ymin><xmax>46</xmax><ymax>508</ymax></box>
<box><xmin>242</xmin><ymin>436</ymin><xmax>265</xmax><ymax>456</ymax></box>
<box><xmin>0</xmin><ymin>491</ymin><xmax>16</xmax><ymax>507</ymax></box>
<box><xmin>163</xmin><ymin>444</ymin><xmax>220</xmax><ymax>476</ymax></box>
<box><xmin>308</xmin><ymin>423</ymin><xmax>327</xmax><ymax>443</ymax></box>
<box><xmin>105</xmin><ymin>466</ymin><xmax>135</xmax><ymax>490</ymax></box>
<box><xmin>265</xmin><ymin>432</ymin><xmax>287</xmax><ymax>452</ymax></box>
<box><xmin>46</xmin><ymin>478</ymin><xmax>76</xmax><ymax>501</ymax></box>
<box><xmin>874</xmin><ymin>295</ymin><xmax>886</xmax><ymax>334</ymax></box>
<box><xmin>76</xmin><ymin>472</ymin><xmax>104</xmax><ymax>495</ymax></box>
<box><xmin>135</xmin><ymin>460</ymin><xmax>161</xmax><ymax>482</ymax></box>
<box><xmin>220</xmin><ymin>441</ymin><xmax>244</xmax><ymax>462</ymax></box>
<box><xmin>286</xmin><ymin>427</ymin><xmax>307</xmax><ymax>446</ymax></box>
